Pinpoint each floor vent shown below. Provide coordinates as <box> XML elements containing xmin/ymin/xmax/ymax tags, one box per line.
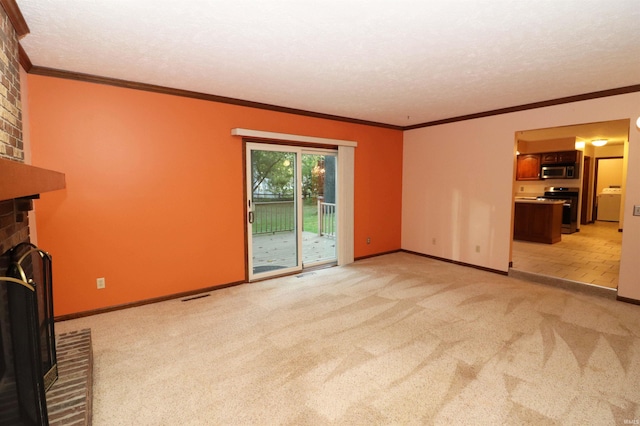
<box><xmin>296</xmin><ymin>272</ymin><xmax>316</xmax><ymax>278</ymax></box>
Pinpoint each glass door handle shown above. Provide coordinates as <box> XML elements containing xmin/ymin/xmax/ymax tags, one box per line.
<box><xmin>248</xmin><ymin>211</ymin><xmax>254</xmax><ymax>224</ymax></box>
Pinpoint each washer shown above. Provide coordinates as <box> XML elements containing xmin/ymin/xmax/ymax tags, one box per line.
<box><xmin>597</xmin><ymin>187</ymin><xmax>622</xmax><ymax>221</ymax></box>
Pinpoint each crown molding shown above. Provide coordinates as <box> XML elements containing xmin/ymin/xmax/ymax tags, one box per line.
<box><xmin>0</xmin><ymin>0</ymin><xmax>29</xmax><ymax>38</ymax></box>
<box><xmin>405</xmin><ymin>84</ymin><xmax>640</xmax><ymax>130</ymax></box>
<box><xmin>24</xmin><ymin>65</ymin><xmax>640</xmax><ymax>132</ymax></box>
<box><xmin>27</xmin><ymin>66</ymin><xmax>403</xmax><ymax>131</ymax></box>
<box><xmin>18</xmin><ymin>43</ymin><xmax>32</xmax><ymax>71</ymax></box>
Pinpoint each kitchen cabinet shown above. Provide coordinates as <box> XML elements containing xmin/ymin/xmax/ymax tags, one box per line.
<box><xmin>517</xmin><ymin>150</ymin><xmax>579</xmax><ymax>180</ymax></box>
<box><xmin>514</xmin><ymin>200</ymin><xmax>563</xmax><ymax>244</ymax></box>
<box><xmin>541</xmin><ymin>150</ymin><xmax>578</xmax><ymax>164</ymax></box>
<box><xmin>516</xmin><ymin>154</ymin><xmax>541</xmax><ymax>180</ymax></box>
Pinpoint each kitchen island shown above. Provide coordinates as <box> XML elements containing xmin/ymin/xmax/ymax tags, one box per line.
<box><xmin>514</xmin><ymin>198</ymin><xmax>564</xmax><ymax>244</ymax></box>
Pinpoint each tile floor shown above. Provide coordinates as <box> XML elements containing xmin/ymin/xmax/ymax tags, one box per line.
<box><xmin>511</xmin><ymin>221</ymin><xmax>622</xmax><ymax>289</ymax></box>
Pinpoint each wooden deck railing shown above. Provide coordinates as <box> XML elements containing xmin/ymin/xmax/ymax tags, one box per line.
<box><xmin>252</xmin><ymin>199</ymin><xmax>336</xmax><ymax>237</ymax></box>
<box><xmin>318</xmin><ymin>200</ymin><xmax>336</xmax><ymax>237</ymax></box>
<box><xmin>253</xmin><ymin>201</ymin><xmax>295</xmax><ymax>234</ymax></box>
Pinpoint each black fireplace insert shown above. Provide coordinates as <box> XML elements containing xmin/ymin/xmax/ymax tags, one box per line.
<box><xmin>0</xmin><ymin>243</ymin><xmax>57</xmax><ymax>426</ymax></box>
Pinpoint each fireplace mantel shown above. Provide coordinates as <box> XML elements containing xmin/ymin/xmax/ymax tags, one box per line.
<box><xmin>0</xmin><ymin>157</ymin><xmax>65</xmax><ymax>201</ymax></box>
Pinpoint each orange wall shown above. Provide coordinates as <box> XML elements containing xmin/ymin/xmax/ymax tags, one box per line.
<box><xmin>26</xmin><ymin>75</ymin><xmax>403</xmax><ymax>316</ymax></box>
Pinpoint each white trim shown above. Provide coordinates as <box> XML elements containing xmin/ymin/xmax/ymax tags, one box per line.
<box><xmin>232</xmin><ymin>128</ymin><xmax>358</xmax><ymax>147</ymax></box>
<box><xmin>337</xmin><ymin>145</ymin><xmax>355</xmax><ymax>266</ymax></box>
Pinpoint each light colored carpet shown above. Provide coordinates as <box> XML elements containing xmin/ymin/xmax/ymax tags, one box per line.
<box><xmin>55</xmin><ymin>252</ymin><xmax>640</xmax><ymax>425</ymax></box>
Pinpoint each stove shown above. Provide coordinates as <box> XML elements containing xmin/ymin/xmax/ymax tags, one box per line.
<box><xmin>538</xmin><ymin>187</ymin><xmax>580</xmax><ymax>234</ymax></box>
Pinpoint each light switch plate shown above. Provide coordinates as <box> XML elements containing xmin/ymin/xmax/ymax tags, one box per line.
<box><xmin>634</xmin><ymin>205</ymin><xmax>640</xmax><ymax>216</ymax></box>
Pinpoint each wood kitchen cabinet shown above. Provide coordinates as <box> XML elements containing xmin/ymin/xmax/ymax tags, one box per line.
<box><xmin>557</xmin><ymin>150</ymin><xmax>578</xmax><ymax>163</ymax></box>
<box><xmin>517</xmin><ymin>150</ymin><xmax>578</xmax><ymax>180</ymax></box>
<box><xmin>514</xmin><ymin>200</ymin><xmax>563</xmax><ymax>244</ymax></box>
<box><xmin>541</xmin><ymin>150</ymin><xmax>578</xmax><ymax>164</ymax></box>
<box><xmin>516</xmin><ymin>154</ymin><xmax>541</xmax><ymax>180</ymax></box>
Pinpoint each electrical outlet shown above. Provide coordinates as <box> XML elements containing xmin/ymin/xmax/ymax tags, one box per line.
<box><xmin>520</xmin><ymin>186</ymin><xmax>524</xmax><ymax>192</ymax></box>
<box><xmin>475</xmin><ymin>245</ymin><xmax>481</xmax><ymax>253</ymax></box>
<box><xmin>366</xmin><ymin>237</ymin><xmax>371</xmax><ymax>244</ymax></box>
<box><xmin>97</xmin><ymin>277</ymin><xmax>105</xmax><ymax>289</ymax></box>
<box><xmin>634</xmin><ymin>205</ymin><xmax>640</xmax><ymax>216</ymax></box>
<box><xmin>432</xmin><ymin>238</ymin><xmax>436</xmax><ymax>245</ymax></box>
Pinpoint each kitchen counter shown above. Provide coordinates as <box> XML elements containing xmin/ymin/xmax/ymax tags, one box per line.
<box><xmin>515</xmin><ymin>198</ymin><xmax>564</xmax><ymax>205</ymax></box>
<box><xmin>514</xmin><ymin>199</ymin><xmax>563</xmax><ymax>244</ymax></box>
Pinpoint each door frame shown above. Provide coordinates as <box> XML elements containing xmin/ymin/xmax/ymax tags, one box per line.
<box><xmin>592</xmin><ymin>156</ymin><xmax>623</xmax><ymax>223</ymax></box>
<box><xmin>234</xmin><ymin>128</ymin><xmax>357</xmax><ymax>282</ymax></box>
<box><xmin>300</xmin><ymin>148</ymin><xmax>339</xmax><ymax>269</ymax></box>
<box><xmin>246</xmin><ymin>142</ymin><xmax>303</xmax><ymax>281</ymax></box>
<box><xmin>581</xmin><ymin>155</ymin><xmax>591</xmax><ymax>224</ymax></box>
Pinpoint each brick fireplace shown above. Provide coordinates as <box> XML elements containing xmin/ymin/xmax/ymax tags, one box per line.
<box><xmin>1</xmin><ymin>0</ymin><xmax>26</xmax><ymax>163</ymax></box>
<box><xmin>1</xmin><ymin>1</ymin><xmax>77</xmax><ymax>424</ymax></box>
<box><xmin>0</xmin><ymin>191</ymin><xmax>98</xmax><ymax>426</ymax></box>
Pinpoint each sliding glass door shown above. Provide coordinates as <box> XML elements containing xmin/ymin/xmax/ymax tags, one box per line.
<box><xmin>247</xmin><ymin>144</ymin><xmax>301</xmax><ymax>280</ymax></box>
<box><xmin>301</xmin><ymin>152</ymin><xmax>337</xmax><ymax>264</ymax></box>
<box><xmin>246</xmin><ymin>143</ymin><xmax>337</xmax><ymax>281</ymax></box>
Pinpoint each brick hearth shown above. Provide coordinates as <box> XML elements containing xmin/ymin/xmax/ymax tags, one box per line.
<box><xmin>46</xmin><ymin>329</ymin><xmax>93</xmax><ymax>425</ymax></box>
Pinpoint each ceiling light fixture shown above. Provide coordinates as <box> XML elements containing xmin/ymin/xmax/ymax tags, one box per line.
<box><xmin>592</xmin><ymin>139</ymin><xmax>608</xmax><ymax>147</ymax></box>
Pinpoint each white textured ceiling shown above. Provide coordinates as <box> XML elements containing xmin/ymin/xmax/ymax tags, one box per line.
<box><xmin>16</xmin><ymin>0</ymin><xmax>640</xmax><ymax>127</ymax></box>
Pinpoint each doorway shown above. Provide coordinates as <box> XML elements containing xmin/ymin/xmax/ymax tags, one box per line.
<box><xmin>246</xmin><ymin>143</ymin><xmax>338</xmax><ymax>281</ymax></box>
<box><xmin>593</xmin><ymin>157</ymin><xmax>624</xmax><ymax>223</ymax></box>
<box><xmin>511</xmin><ymin>119</ymin><xmax>628</xmax><ymax>289</ymax></box>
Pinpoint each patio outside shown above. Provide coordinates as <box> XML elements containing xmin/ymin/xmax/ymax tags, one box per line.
<box><xmin>250</xmin><ymin>151</ymin><xmax>337</xmax><ymax>274</ymax></box>
<box><xmin>252</xmin><ymin>197</ymin><xmax>336</xmax><ymax>271</ymax></box>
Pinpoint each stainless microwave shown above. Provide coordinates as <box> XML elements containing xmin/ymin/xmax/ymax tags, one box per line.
<box><xmin>541</xmin><ymin>164</ymin><xmax>577</xmax><ymax>179</ymax></box>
